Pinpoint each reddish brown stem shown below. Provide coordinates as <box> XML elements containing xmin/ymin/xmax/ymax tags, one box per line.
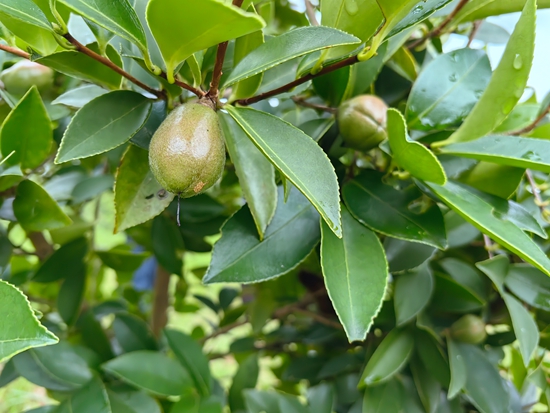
<box><xmin>208</xmin><ymin>0</ymin><xmax>245</xmax><ymax>99</ymax></box>
<box><xmin>305</xmin><ymin>0</ymin><xmax>320</xmax><ymax>26</ymax></box>
<box><xmin>235</xmin><ymin>55</ymin><xmax>359</xmax><ymax>106</ymax></box>
<box><xmin>158</xmin><ymin>71</ymin><xmax>205</xmax><ymax>98</ymax></box>
<box><xmin>510</xmin><ymin>106</ymin><xmax>550</xmax><ymax>135</ymax></box>
<box><xmin>151</xmin><ymin>265</ymin><xmax>171</xmax><ymax>337</ymax></box>
<box><xmin>0</xmin><ymin>43</ymin><xmax>30</xmax><ymax>59</ymax></box>
<box><xmin>408</xmin><ymin>0</ymin><xmax>470</xmax><ymax>49</ymax></box>
<box><xmin>28</xmin><ymin>232</ymin><xmax>54</xmax><ymax>262</ymax></box>
<box><xmin>292</xmin><ymin>96</ymin><xmax>337</xmax><ymax>113</ymax></box>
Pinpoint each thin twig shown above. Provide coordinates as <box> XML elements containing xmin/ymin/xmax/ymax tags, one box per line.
<box><xmin>483</xmin><ymin>234</ymin><xmax>494</xmax><ymax>259</ymax></box>
<box><xmin>27</xmin><ymin>232</ymin><xmax>54</xmax><ymax>262</ymax></box>
<box><xmin>525</xmin><ymin>169</ymin><xmax>549</xmax><ymax>221</ymax></box>
<box><xmin>509</xmin><ymin>106</ymin><xmax>550</xmax><ymax>135</ymax></box>
<box><xmin>408</xmin><ymin>0</ymin><xmax>470</xmax><ymax>49</ymax></box>
<box><xmin>0</xmin><ymin>43</ymin><xmax>30</xmax><ymax>59</ymax></box>
<box><xmin>158</xmin><ymin>72</ymin><xmax>206</xmax><ymax>97</ymax></box>
<box><xmin>199</xmin><ymin>319</ymin><xmax>248</xmax><ymax>344</ymax></box>
<box><xmin>235</xmin><ymin>55</ymin><xmax>359</xmax><ymax>106</ymax></box>
<box><xmin>62</xmin><ymin>33</ymin><xmax>166</xmax><ymax>99</ymax></box>
<box><xmin>208</xmin><ymin>0</ymin><xmax>244</xmax><ymax>98</ymax></box>
<box><xmin>151</xmin><ymin>265</ymin><xmax>171</xmax><ymax>337</ymax></box>
<box><xmin>305</xmin><ymin>0</ymin><xmax>320</xmax><ymax>26</ymax></box>
<box><xmin>467</xmin><ymin>20</ymin><xmax>482</xmax><ymax>47</ymax></box>
<box><xmin>292</xmin><ymin>96</ymin><xmax>337</xmax><ymax>113</ymax></box>
<box><xmin>293</xmin><ymin>307</ymin><xmax>343</xmax><ymax>330</ymax></box>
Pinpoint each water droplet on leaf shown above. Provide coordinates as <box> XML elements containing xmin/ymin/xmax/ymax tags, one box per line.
<box><xmin>513</xmin><ymin>54</ymin><xmax>523</xmax><ymax>70</ymax></box>
<box><xmin>345</xmin><ymin>0</ymin><xmax>359</xmax><ymax>15</ymax></box>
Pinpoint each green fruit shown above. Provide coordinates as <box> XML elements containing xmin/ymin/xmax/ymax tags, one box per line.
<box><xmin>148</xmin><ymin>102</ymin><xmax>225</xmax><ymax>197</ymax></box>
<box><xmin>337</xmin><ymin>94</ymin><xmax>388</xmax><ymax>151</ymax></box>
<box><xmin>0</xmin><ymin>61</ymin><xmax>54</xmax><ymax>95</ymax></box>
<box><xmin>450</xmin><ymin>314</ymin><xmax>487</xmax><ymax>344</ymax></box>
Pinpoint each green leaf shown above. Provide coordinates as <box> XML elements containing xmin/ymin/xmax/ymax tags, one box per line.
<box><xmin>152</xmin><ymin>214</ymin><xmax>183</xmax><ymax>276</ymax></box>
<box><xmin>503</xmin><ymin>292</ymin><xmax>538</xmax><ymax>366</ymax></box>
<box><xmin>204</xmin><ymin>186</ymin><xmax>320</xmax><ymax>284</ymax></box>
<box><xmin>343</xmin><ymin>170</ymin><xmax>447</xmax><ymax>249</ymax></box>
<box><xmin>426</xmin><ymin>180</ymin><xmax>550</xmax><ymax>276</ymax></box>
<box><xmin>102</xmin><ymin>350</ymin><xmax>193</xmax><ymax>398</ymax></box>
<box><xmin>226</xmin><ymin>106</ymin><xmax>341</xmax><ymax>237</ymax></box>
<box><xmin>0</xmin><ymin>280</ymin><xmax>57</xmax><ymax>362</ymax></box>
<box><xmin>458</xmin><ymin>162</ymin><xmax>524</xmax><ymax>199</ymax></box>
<box><xmin>384</xmin><ymin>238</ymin><xmax>435</xmax><ymax>273</ymax></box>
<box><xmin>360</xmin><ymin>328</ymin><xmax>414</xmax><ymax>386</ymax></box>
<box><xmin>456</xmin><ymin>0</ymin><xmax>550</xmax><ymax>23</ymax></box>
<box><xmin>56</xmin><ymin>91</ymin><xmax>152</xmax><ymax>163</ymax></box>
<box><xmin>475</xmin><ymin>254</ymin><xmax>509</xmax><ymax>293</ymax></box>
<box><xmin>362</xmin><ymin>379</ymin><xmax>408</xmax><ymax>413</ymax></box>
<box><xmin>447</xmin><ymin>338</ymin><xmax>467</xmax><ymax>399</ymax></box>
<box><xmin>387</xmin><ymin>108</ymin><xmax>446</xmax><ymax>184</ymax></box>
<box><xmin>394</xmin><ymin>262</ymin><xmax>434</xmax><ymax>326</ymax></box>
<box><xmin>387</xmin><ymin>0</ymin><xmax>454</xmax><ymax>38</ymax></box>
<box><xmin>430</xmin><ymin>273</ymin><xmax>484</xmax><ymax>313</ymax></box>
<box><xmin>320</xmin><ymin>205</ymin><xmax>388</xmax><ymax>342</ymax></box>
<box><xmin>33</xmin><ymin>237</ymin><xmax>88</xmax><ymax>283</ymax></box>
<box><xmin>59</xmin><ymin>0</ymin><xmax>149</xmax><ymax>59</ymax></box>
<box><xmin>96</xmin><ymin>247</ymin><xmax>148</xmax><ymax>272</ymax></box>
<box><xmin>439</xmin><ymin>258</ymin><xmax>486</xmax><ymax>300</ymax></box>
<box><xmin>1</xmin><ymin>87</ymin><xmax>52</xmax><ymax>170</ymax></box>
<box><xmin>410</xmin><ymin>356</ymin><xmax>440</xmax><ymax>413</ymax></box>
<box><xmin>219</xmin><ymin>113</ymin><xmax>276</xmax><ymax>240</ymax></box>
<box><xmin>52</xmin><ymin>84</ymin><xmax>109</xmax><ymax>109</ymax></box>
<box><xmin>114</xmin><ymin>145</ymin><xmax>174</xmax><ymax>233</ymax></box>
<box><xmin>113</xmin><ymin>313</ymin><xmax>157</xmax><ymax>354</ymax></box>
<box><xmin>229</xmin><ymin>354</ymin><xmax>259</xmax><ymax>412</ymax></box>
<box><xmin>54</xmin><ymin>377</ymin><xmax>110</xmax><ymax>413</ymax></box>
<box><xmin>437</xmin><ymin>0</ymin><xmax>536</xmax><ymax>146</ymax></box>
<box><xmin>505</xmin><ymin>264</ymin><xmax>550</xmax><ymax>311</ymax></box>
<box><xmin>107</xmin><ymin>389</ymin><xmax>162</xmax><ymax>413</ymax></box>
<box><xmin>35</xmin><ymin>43</ymin><xmax>123</xmax><ymax>90</ymax></box>
<box><xmin>57</xmin><ymin>266</ymin><xmax>86</xmax><ymax>326</ymax></box>
<box><xmin>146</xmin><ymin>0</ymin><xmax>265</xmax><ymax>83</ymax></box>
<box><xmin>13</xmin><ymin>180</ymin><xmax>71</xmax><ymax>231</ymax></box>
<box><xmin>224</xmin><ymin>27</ymin><xmax>360</xmax><ymax>87</ymax></box>
<box><xmin>0</xmin><ymin>0</ymin><xmax>52</xmax><ymax>31</ymax></box>
<box><xmin>165</xmin><ymin>329</ymin><xmax>211</xmax><ymax>397</ymax></box>
<box><xmin>440</xmin><ymin>135</ymin><xmax>550</xmax><ymax>173</ymax></box>
<box><xmin>77</xmin><ymin>309</ymin><xmax>114</xmax><ymax>361</ymax></box>
<box><xmin>307</xmin><ymin>383</ymin><xmax>334</xmax><ymax>413</ymax></box>
<box><xmin>406</xmin><ymin>48</ymin><xmax>491</xmax><ymax>130</ymax></box>
<box><xmin>455</xmin><ymin>342</ymin><xmax>511</xmax><ymax>412</ymax></box>
<box><xmin>13</xmin><ymin>342</ymin><xmax>92</xmax><ymax>391</ymax></box>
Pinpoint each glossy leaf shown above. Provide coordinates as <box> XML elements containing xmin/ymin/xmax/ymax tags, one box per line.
<box><xmin>229</xmin><ymin>354</ymin><xmax>260</xmax><ymax>412</ymax></box>
<box><xmin>165</xmin><ymin>329</ymin><xmax>211</xmax><ymax>397</ymax></box>
<box><xmin>407</xmin><ymin>48</ymin><xmax>491</xmax><ymax>130</ymax></box>
<box><xmin>440</xmin><ymin>135</ymin><xmax>550</xmax><ymax>173</ymax></box>
<box><xmin>35</xmin><ymin>44</ymin><xmax>123</xmax><ymax>90</ymax></box>
<box><xmin>388</xmin><ymin>0</ymin><xmax>453</xmax><ymax>38</ymax></box>
<box><xmin>113</xmin><ymin>313</ymin><xmax>157</xmax><ymax>353</ymax></box>
<box><xmin>53</xmin><ymin>377</ymin><xmax>110</xmax><ymax>413</ymax></box>
<box><xmin>102</xmin><ymin>351</ymin><xmax>193</xmax><ymax>398</ymax></box>
<box><xmin>52</xmin><ymin>85</ymin><xmax>108</xmax><ymax>109</ymax></box>
<box><xmin>456</xmin><ymin>343</ymin><xmax>511</xmax><ymax>412</ymax></box>
<box><xmin>447</xmin><ymin>338</ymin><xmax>467</xmax><ymax>399</ymax></box>
<box><xmin>224</xmin><ymin>27</ymin><xmax>360</xmax><ymax>87</ymax></box>
<box><xmin>387</xmin><ymin>108</ymin><xmax>446</xmax><ymax>184</ymax></box>
<box><xmin>308</xmin><ymin>383</ymin><xmax>334</xmax><ymax>413</ymax></box>
<box><xmin>505</xmin><ymin>264</ymin><xmax>550</xmax><ymax>311</ymax></box>
<box><xmin>343</xmin><ymin>170</ymin><xmax>447</xmax><ymax>249</ymax></box>
<box><xmin>57</xmin><ymin>267</ymin><xmax>86</xmax><ymax>326</ymax></box>
<box><xmin>456</xmin><ymin>0</ymin><xmax>550</xmax><ymax>23</ymax></box>
<box><xmin>394</xmin><ymin>262</ymin><xmax>434</xmax><ymax>326</ymax></box>
<box><xmin>1</xmin><ymin>87</ymin><xmax>52</xmax><ymax>170</ymax></box>
<box><xmin>226</xmin><ymin>106</ymin><xmax>341</xmax><ymax>237</ymax></box>
<box><xmin>503</xmin><ymin>292</ymin><xmax>539</xmax><ymax>367</ymax></box>
<box><xmin>362</xmin><ymin>379</ymin><xmax>408</xmax><ymax>413</ymax></box>
<box><xmin>114</xmin><ymin>145</ymin><xmax>174</xmax><ymax>233</ymax></box>
<box><xmin>360</xmin><ymin>328</ymin><xmax>414</xmax><ymax>386</ymax></box>
<box><xmin>384</xmin><ymin>238</ymin><xmax>435</xmax><ymax>273</ymax></box>
<box><xmin>59</xmin><ymin>0</ymin><xmax>148</xmax><ymax>57</ymax></box>
<box><xmin>33</xmin><ymin>237</ymin><xmax>88</xmax><ymax>283</ymax></box>
<box><xmin>56</xmin><ymin>91</ymin><xmax>152</xmax><ymax>163</ymax></box>
<box><xmin>410</xmin><ymin>356</ymin><xmax>440</xmax><ymax>413</ymax></box>
<box><xmin>152</xmin><ymin>215</ymin><xmax>183</xmax><ymax>276</ymax></box>
<box><xmin>438</xmin><ymin>0</ymin><xmax>536</xmax><ymax>145</ymax></box>
<box><xmin>204</xmin><ymin>187</ymin><xmax>320</xmax><ymax>284</ymax></box>
<box><xmin>430</xmin><ymin>273</ymin><xmax>484</xmax><ymax>313</ymax></box>
<box><xmin>0</xmin><ymin>0</ymin><xmax>52</xmax><ymax>31</ymax></box>
<box><xmin>13</xmin><ymin>180</ymin><xmax>71</xmax><ymax>231</ymax></box>
<box><xmin>0</xmin><ymin>280</ymin><xmax>57</xmax><ymax>362</ymax></box>
<box><xmin>458</xmin><ymin>162</ymin><xmax>524</xmax><ymax>199</ymax></box>
<box><xmin>146</xmin><ymin>0</ymin><xmax>265</xmax><ymax>82</ymax></box>
<box><xmin>320</xmin><ymin>205</ymin><xmax>388</xmax><ymax>342</ymax></box>
<box><xmin>426</xmin><ymin>181</ymin><xmax>550</xmax><ymax>276</ymax></box>
<box><xmin>219</xmin><ymin>112</ymin><xmax>276</xmax><ymax>239</ymax></box>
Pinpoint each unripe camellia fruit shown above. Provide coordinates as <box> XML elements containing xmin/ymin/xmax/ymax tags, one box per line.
<box><xmin>0</xmin><ymin>61</ymin><xmax>54</xmax><ymax>95</ymax></box>
<box><xmin>450</xmin><ymin>314</ymin><xmax>487</xmax><ymax>344</ymax></box>
<box><xmin>148</xmin><ymin>101</ymin><xmax>225</xmax><ymax>197</ymax></box>
<box><xmin>337</xmin><ymin>94</ymin><xmax>388</xmax><ymax>151</ymax></box>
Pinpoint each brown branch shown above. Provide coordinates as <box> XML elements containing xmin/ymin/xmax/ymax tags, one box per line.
<box><xmin>157</xmin><ymin>72</ymin><xmax>205</xmax><ymax>97</ymax></box>
<box><xmin>292</xmin><ymin>96</ymin><xmax>337</xmax><ymax>113</ymax></box>
<box><xmin>0</xmin><ymin>43</ymin><xmax>30</xmax><ymax>59</ymax></box>
<box><xmin>293</xmin><ymin>307</ymin><xmax>343</xmax><ymax>330</ymax></box>
<box><xmin>199</xmin><ymin>319</ymin><xmax>247</xmax><ymax>344</ymax></box>
<box><xmin>305</xmin><ymin>0</ymin><xmax>320</xmax><ymax>26</ymax></box>
<box><xmin>63</xmin><ymin>33</ymin><xmax>166</xmax><ymax>99</ymax></box>
<box><xmin>27</xmin><ymin>232</ymin><xmax>54</xmax><ymax>262</ymax></box>
<box><xmin>208</xmin><ymin>0</ymin><xmax>244</xmax><ymax>99</ymax></box>
<box><xmin>151</xmin><ymin>265</ymin><xmax>171</xmax><ymax>337</ymax></box>
<box><xmin>467</xmin><ymin>20</ymin><xmax>482</xmax><ymax>47</ymax></box>
<box><xmin>510</xmin><ymin>106</ymin><xmax>550</xmax><ymax>135</ymax></box>
<box><xmin>408</xmin><ymin>0</ymin><xmax>470</xmax><ymax>49</ymax></box>
<box><xmin>483</xmin><ymin>234</ymin><xmax>494</xmax><ymax>259</ymax></box>
<box><xmin>235</xmin><ymin>55</ymin><xmax>359</xmax><ymax>106</ymax></box>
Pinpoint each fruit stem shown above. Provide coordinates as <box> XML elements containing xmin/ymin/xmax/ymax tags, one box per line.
<box><xmin>177</xmin><ymin>194</ymin><xmax>181</xmax><ymax>227</ymax></box>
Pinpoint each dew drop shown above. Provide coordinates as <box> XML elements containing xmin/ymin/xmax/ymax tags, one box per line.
<box><xmin>345</xmin><ymin>0</ymin><xmax>359</xmax><ymax>15</ymax></box>
<box><xmin>448</xmin><ymin>73</ymin><xmax>457</xmax><ymax>82</ymax></box>
<box><xmin>412</xmin><ymin>5</ymin><xmax>424</xmax><ymax>14</ymax></box>
<box><xmin>474</xmin><ymin>90</ymin><xmax>483</xmax><ymax>99</ymax></box>
<box><xmin>513</xmin><ymin>54</ymin><xmax>523</xmax><ymax>70</ymax></box>
<box><xmin>502</xmin><ymin>98</ymin><xmax>515</xmax><ymax>115</ymax></box>
<box><xmin>522</xmin><ymin>151</ymin><xmax>542</xmax><ymax>162</ymax></box>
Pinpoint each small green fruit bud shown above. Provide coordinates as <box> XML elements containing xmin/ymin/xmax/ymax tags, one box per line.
<box><xmin>337</xmin><ymin>94</ymin><xmax>388</xmax><ymax>151</ymax></box>
<box><xmin>0</xmin><ymin>61</ymin><xmax>54</xmax><ymax>95</ymax></box>
<box><xmin>450</xmin><ymin>314</ymin><xmax>487</xmax><ymax>344</ymax></box>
